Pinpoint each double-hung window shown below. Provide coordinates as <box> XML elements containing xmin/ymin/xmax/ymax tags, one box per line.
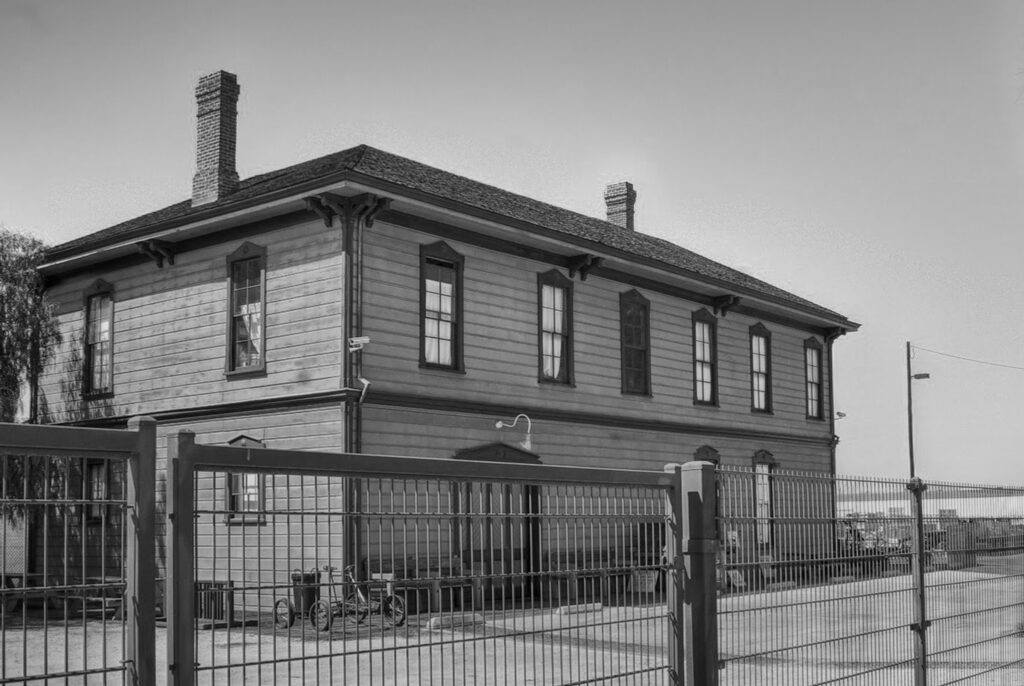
<box><xmin>85</xmin><ymin>460</ymin><xmax>108</xmax><ymax>522</ymax></box>
<box><xmin>226</xmin><ymin>243</ymin><xmax>266</xmax><ymax>375</ymax></box>
<box><xmin>692</xmin><ymin>309</ymin><xmax>718</xmax><ymax>405</ymax></box>
<box><xmin>538</xmin><ymin>270</ymin><xmax>573</xmax><ymax>384</ymax></box>
<box><xmin>750</xmin><ymin>324</ymin><xmax>772</xmax><ymax>412</ymax></box>
<box><xmin>620</xmin><ymin>290</ymin><xmax>651</xmax><ymax>395</ymax></box>
<box><xmin>225</xmin><ymin>435</ymin><xmax>265</xmax><ymax>524</ymax></box>
<box><xmin>805</xmin><ymin>338</ymin><xmax>824</xmax><ymax>419</ymax></box>
<box><xmin>230</xmin><ymin>473</ymin><xmax>262</xmax><ymax>513</ymax></box>
<box><xmin>420</xmin><ymin>242</ymin><xmax>464</xmax><ymax>371</ymax></box>
<box><xmin>83</xmin><ymin>280</ymin><xmax>114</xmax><ymax>396</ymax></box>
<box><xmin>753</xmin><ymin>451</ymin><xmax>775</xmax><ymax>547</ymax></box>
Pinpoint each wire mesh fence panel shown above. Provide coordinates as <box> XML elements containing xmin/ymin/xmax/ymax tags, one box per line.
<box><xmin>1</xmin><ymin>451</ymin><xmax>129</xmax><ymax>685</ymax></box>
<box><xmin>917</xmin><ymin>480</ymin><xmax>1024</xmax><ymax>685</ymax></box>
<box><xmin>717</xmin><ymin>467</ymin><xmax>919</xmax><ymax>685</ymax></box>
<box><xmin>184</xmin><ymin>443</ymin><xmax>672</xmax><ymax>686</ymax></box>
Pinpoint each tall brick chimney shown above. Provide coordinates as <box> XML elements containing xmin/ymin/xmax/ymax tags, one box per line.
<box><xmin>192</xmin><ymin>71</ymin><xmax>240</xmax><ymax>206</ymax></box>
<box><xmin>604</xmin><ymin>182</ymin><xmax>636</xmax><ymax>231</ymax></box>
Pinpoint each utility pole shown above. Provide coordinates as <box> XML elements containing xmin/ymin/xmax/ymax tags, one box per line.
<box><xmin>906</xmin><ymin>340</ymin><xmax>931</xmax><ymax>685</ymax></box>
<box><xmin>906</xmin><ymin>341</ymin><xmax>930</xmax><ymax>478</ymax></box>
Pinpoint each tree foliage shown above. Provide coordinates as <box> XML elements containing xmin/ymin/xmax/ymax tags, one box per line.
<box><xmin>0</xmin><ymin>228</ymin><xmax>61</xmax><ymax>422</ymax></box>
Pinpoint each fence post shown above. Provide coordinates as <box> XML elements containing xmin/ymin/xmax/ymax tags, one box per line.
<box><xmin>664</xmin><ymin>463</ymin><xmax>685</xmax><ymax>684</ymax></box>
<box><xmin>665</xmin><ymin>461</ymin><xmax>719</xmax><ymax>686</ymax></box>
<box><xmin>167</xmin><ymin>431</ymin><xmax>197</xmax><ymax>686</ymax></box>
<box><xmin>125</xmin><ymin>416</ymin><xmax>156</xmax><ymax>686</ymax></box>
<box><xmin>908</xmin><ymin>477</ymin><xmax>929</xmax><ymax>686</ymax></box>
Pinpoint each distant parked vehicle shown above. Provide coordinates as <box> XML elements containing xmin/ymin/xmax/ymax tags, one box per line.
<box><xmin>836</xmin><ymin>518</ymin><xmax>892</xmax><ymax>576</ymax></box>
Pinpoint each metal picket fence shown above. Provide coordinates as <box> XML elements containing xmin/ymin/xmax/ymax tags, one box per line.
<box><xmin>8</xmin><ymin>419</ymin><xmax>1024</xmax><ymax>686</ymax></box>
<box><xmin>715</xmin><ymin>465</ymin><xmax>1024</xmax><ymax>685</ymax></box>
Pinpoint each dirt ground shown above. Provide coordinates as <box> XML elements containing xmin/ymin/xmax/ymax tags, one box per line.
<box><xmin>1</xmin><ymin>601</ymin><xmax>668</xmax><ymax>685</ymax></box>
<box><xmin>4</xmin><ymin>560</ymin><xmax>1024</xmax><ymax>685</ymax></box>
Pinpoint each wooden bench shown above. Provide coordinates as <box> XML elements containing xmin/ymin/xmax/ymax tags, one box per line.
<box><xmin>543</xmin><ymin>549</ymin><xmax>629</xmax><ymax>604</ymax></box>
<box><xmin>1</xmin><ymin>574</ymin><xmax>123</xmax><ymax>618</ymax></box>
<box><xmin>462</xmin><ymin>548</ymin><xmax>534</xmax><ymax>608</ymax></box>
<box><xmin>363</xmin><ymin>555</ymin><xmax>471</xmax><ymax>614</ymax></box>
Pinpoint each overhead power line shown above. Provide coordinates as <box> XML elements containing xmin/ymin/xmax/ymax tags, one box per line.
<box><xmin>912</xmin><ymin>344</ymin><xmax>1024</xmax><ymax>373</ymax></box>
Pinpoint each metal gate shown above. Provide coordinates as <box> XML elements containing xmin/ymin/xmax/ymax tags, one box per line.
<box><xmin>167</xmin><ymin>430</ymin><xmax>675</xmax><ymax>685</ymax></box>
<box><xmin>0</xmin><ymin>419</ymin><xmax>155</xmax><ymax>685</ymax></box>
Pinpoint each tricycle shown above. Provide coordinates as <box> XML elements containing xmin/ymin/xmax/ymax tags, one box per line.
<box><xmin>274</xmin><ymin>564</ymin><xmax>405</xmax><ymax>631</ymax></box>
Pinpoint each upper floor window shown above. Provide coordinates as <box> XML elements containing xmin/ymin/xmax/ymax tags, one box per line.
<box><xmin>620</xmin><ymin>290</ymin><xmax>651</xmax><ymax>395</ymax></box>
<box><xmin>538</xmin><ymin>270</ymin><xmax>573</xmax><ymax>384</ymax></box>
<box><xmin>750</xmin><ymin>324</ymin><xmax>772</xmax><ymax>413</ymax></box>
<box><xmin>693</xmin><ymin>309</ymin><xmax>718</xmax><ymax>405</ymax></box>
<box><xmin>805</xmin><ymin>337</ymin><xmax>824</xmax><ymax>419</ymax></box>
<box><xmin>226</xmin><ymin>243</ymin><xmax>267</xmax><ymax>375</ymax></box>
<box><xmin>83</xmin><ymin>280</ymin><xmax>114</xmax><ymax>396</ymax></box>
<box><xmin>421</xmin><ymin>242</ymin><xmax>464</xmax><ymax>371</ymax></box>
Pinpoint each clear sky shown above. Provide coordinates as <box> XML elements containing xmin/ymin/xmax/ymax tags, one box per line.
<box><xmin>3</xmin><ymin>0</ymin><xmax>1024</xmax><ymax>484</ymax></box>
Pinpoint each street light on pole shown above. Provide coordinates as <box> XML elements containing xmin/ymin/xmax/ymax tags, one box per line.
<box><xmin>906</xmin><ymin>341</ymin><xmax>930</xmax><ymax>479</ymax></box>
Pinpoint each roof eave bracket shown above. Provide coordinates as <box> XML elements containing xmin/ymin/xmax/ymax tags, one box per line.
<box><xmin>306</xmin><ymin>193</ymin><xmax>392</xmax><ymax>229</ymax></box>
<box><xmin>137</xmin><ymin>239</ymin><xmax>175</xmax><ymax>269</ymax></box>
<box><xmin>567</xmin><ymin>254</ymin><xmax>604</xmax><ymax>281</ymax></box>
<box><xmin>712</xmin><ymin>294</ymin><xmax>741</xmax><ymax>317</ymax></box>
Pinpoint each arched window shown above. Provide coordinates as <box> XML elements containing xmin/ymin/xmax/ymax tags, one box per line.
<box><xmin>538</xmin><ymin>270</ymin><xmax>574</xmax><ymax>384</ymax></box>
<box><xmin>694</xmin><ymin>445</ymin><xmax>720</xmax><ymax>464</ymax></box>
<box><xmin>804</xmin><ymin>337</ymin><xmax>824</xmax><ymax>419</ymax></box>
<box><xmin>692</xmin><ymin>309</ymin><xmax>718</xmax><ymax>405</ymax></box>
<box><xmin>750</xmin><ymin>323</ymin><xmax>772</xmax><ymax>412</ymax></box>
<box><xmin>753</xmin><ymin>450</ymin><xmax>777</xmax><ymax>547</ymax></box>
<box><xmin>620</xmin><ymin>290</ymin><xmax>651</xmax><ymax>395</ymax></box>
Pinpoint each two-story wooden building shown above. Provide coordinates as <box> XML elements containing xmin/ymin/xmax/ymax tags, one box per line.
<box><xmin>31</xmin><ymin>71</ymin><xmax>857</xmax><ymax>596</ymax></box>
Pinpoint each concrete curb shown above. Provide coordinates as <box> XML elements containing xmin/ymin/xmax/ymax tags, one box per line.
<box><xmin>555</xmin><ymin>603</ymin><xmax>603</xmax><ymax>616</ymax></box>
<box><xmin>428</xmin><ymin>613</ymin><xmax>486</xmax><ymax>630</ymax></box>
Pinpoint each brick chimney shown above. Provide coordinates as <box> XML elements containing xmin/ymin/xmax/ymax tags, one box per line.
<box><xmin>604</xmin><ymin>182</ymin><xmax>636</xmax><ymax>231</ymax></box>
<box><xmin>192</xmin><ymin>71</ymin><xmax>240</xmax><ymax>206</ymax></box>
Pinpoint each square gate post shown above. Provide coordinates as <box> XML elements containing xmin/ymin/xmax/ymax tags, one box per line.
<box><xmin>167</xmin><ymin>431</ymin><xmax>197</xmax><ymax>686</ymax></box>
<box><xmin>126</xmin><ymin>416</ymin><xmax>156</xmax><ymax>686</ymax></box>
<box><xmin>665</xmin><ymin>461</ymin><xmax>719</xmax><ymax>686</ymax></box>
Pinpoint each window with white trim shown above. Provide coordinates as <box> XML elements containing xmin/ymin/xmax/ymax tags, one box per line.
<box><xmin>83</xmin><ymin>281</ymin><xmax>114</xmax><ymax>396</ymax></box>
<box><xmin>754</xmin><ymin>451</ymin><xmax>775</xmax><ymax>547</ymax></box>
<box><xmin>750</xmin><ymin>324</ymin><xmax>772</xmax><ymax>412</ymax></box>
<box><xmin>226</xmin><ymin>243</ymin><xmax>266</xmax><ymax>374</ymax></box>
<box><xmin>225</xmin><ymin>435</ymin><xmax>266</xmax><ymax>524</ymax></box>
<box><xmin>85</xmin><ymin>460</ymin><xmax>107</xmax><ymax>522</ymax></box>
<box><xmin>539</xmin><ymin>270</ymin><xmax>573</xmax><ymax>384</ymax></box>
<box><xmin>421</xmin><ymin>242</ymin><xmax>464</xmax><ymax>370</ymax></box>
<box><xmin>620</xmin><ymin>290</ymin><xmax>651</xmax><ymax>395</ymax></box>
<box><xmin>805</xmin><ymin>338</ymin><xmax>824</xmax><ymax>418</ymax></box>
<box><xmin>693</xmin><ymin>309</ymin><xmax>718</xmax><ymax>405</ymax></box>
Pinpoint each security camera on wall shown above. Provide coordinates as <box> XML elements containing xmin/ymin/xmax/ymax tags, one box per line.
<box><xmin>348</xmin><ymin>336</ymin><xmax>370</xmax><ymax>353</ymax></box>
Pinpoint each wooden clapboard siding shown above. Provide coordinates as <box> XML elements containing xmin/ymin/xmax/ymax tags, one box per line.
<box><xmin>361</xmin><ymin>405</ymin><xmax>832</xmax><ymax>474</ymax></box>
<box><xmin>37</xmin><ymin>217</ymin><xmax>344</xmax><ymax>424</ymax></box>
<box><xmin>361</xmin><ymin>219</ymin><xmax>832</xmax><ymax>449</ymax></box>
<box><xmin>158</xmin><ymin>406</ymin><xmax>346</xmax><ymax>606</ymax></box>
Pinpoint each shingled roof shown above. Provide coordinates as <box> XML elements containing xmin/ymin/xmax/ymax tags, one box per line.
<box><xmin>47</xmin><ymin>144</ymin><xmax>855</xmax><ymax>326</ymax></box>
